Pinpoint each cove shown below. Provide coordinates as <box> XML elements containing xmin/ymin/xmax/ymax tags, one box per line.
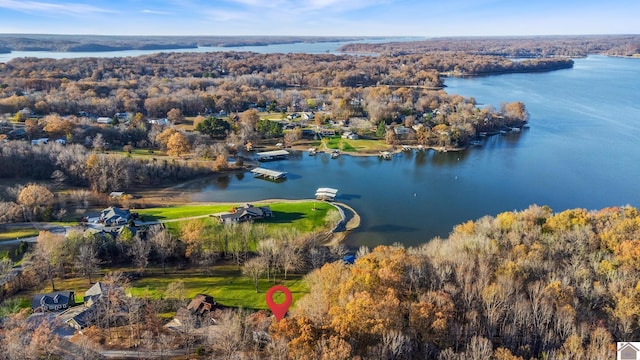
<box><xmin>185</xmin><ymin>55</ymin><xmax>640</xmax><ymax>248</ymax></box>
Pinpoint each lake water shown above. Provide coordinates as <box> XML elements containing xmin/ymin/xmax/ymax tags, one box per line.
<box><xmin>2</xmin><ymin>44</ymin><xmax>638</xmax><ymax>248</ymax></box>
<box><xmin>0</xmin><ymin>37</ymin><xmax>419</xmax><ymax>63</ymax></box>
<box><xmin>185</xmin><ymin>55</ymin><xmax>640</xmax><ymax>248</ymax></box>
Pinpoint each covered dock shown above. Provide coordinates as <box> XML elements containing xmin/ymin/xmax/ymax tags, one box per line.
<box><xmin>251</xmin><ymin>167</ymin><xmax>287</xmax><ymax>180</ymax></box>
<box><xmin>316</xmin><ymin>187</ymin><xmax>338</xmax><ymax>201</ymax></box>
<box><xmin>256</xmin><ymin>150</ymin><xmax>289</xmax><ymax>161</ymax></box>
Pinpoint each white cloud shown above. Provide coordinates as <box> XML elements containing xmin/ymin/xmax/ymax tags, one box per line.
<box><xmin>205</xmin><ymin>9</ymin><xmax>250</xmax><ymax>22</ymax></box>
<box><xmin>0</xmin><ymin>0</ymin><xmax>114</xmax><ymax>15</ymax></box>
<box><xmin>142</xmin><ymin>9</ymin><xmax>171</xmax><ymax>15</ymax></box>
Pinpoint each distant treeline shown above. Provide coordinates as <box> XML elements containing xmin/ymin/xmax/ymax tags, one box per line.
<box><xmin>0</xmin><ymin>34</ymin><xmax>371</xmax><ymax>53</ymax></box>
<box><xmin>0</xmin><ymin>51</ymin><xmax>569</xmax><ymax>117</ymax></box>
<box><xmin>339</xmin><ymin>35</ymin><xmax>640</xmax><ymax>58</ymax></box>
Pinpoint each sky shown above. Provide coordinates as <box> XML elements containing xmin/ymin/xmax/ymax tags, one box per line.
<box><xmin>0</xmin><ymin>0</ymin><xmax>638</xmax><ymax>37</ymax></box>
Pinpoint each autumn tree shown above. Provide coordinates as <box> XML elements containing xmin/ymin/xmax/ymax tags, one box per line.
<box><xmin>31</xmin><ymin>231</ymin><xmax>65</xmax><ymax>291</ymax></box>
<box><xmin>167</xmin><ymin>108</ymin><xmax>184</xmax><ymax>124</ymax></box>
<box><xmin>240</xmin><ymin>109</ymin><xmax>259</xmax><ymax>129</ymax></box>
<box><xmin>155</xmin><ymin>128</ymin><xmax>178</xmax><ymax>150</ymax></box>
<box><xmin>17</xmin><ymin>184</ymin><xmax>55</xmax><ymax>221</ymax></box>
<box><xmin>166</xmin><ymin>131</ymin><xmax>191</xmax><ymax>157</ymax></box>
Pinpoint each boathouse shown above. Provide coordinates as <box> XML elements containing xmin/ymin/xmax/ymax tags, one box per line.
<box><xmin>316</xmin><ymin>187</ymin><xmax>338</xmax><ymax>201</ymax></box>
<box><xmin>251</xmin><ymin>167</ymin><xmax>287</xmax><ymax>180</ymax></box>
<box><xmin>256</xmin><ymin>150</ymin><xmax>289</xmax><ymax>161</ymax></box>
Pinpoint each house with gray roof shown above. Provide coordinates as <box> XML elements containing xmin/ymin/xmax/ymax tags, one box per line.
<box><xmin>214</xmin><ymin>204</ymin><xmax>272</xmax><ymax>224</ymax></box>
<box><xmin>31</xmin><ymin>291</ymin><xmax>75</xmax><ymax>313</ymax></box>
<box><xmin>99</xmin><ymin>206</ymin><xmax>132</xmax><ymax>226</ymax></box>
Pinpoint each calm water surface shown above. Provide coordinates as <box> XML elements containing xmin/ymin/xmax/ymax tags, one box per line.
<box><xmin>0</xmin><ymin>37</ymin><xmax>418</xmax><ymax>62</ymax></box>
<box><xmin>185</xmin><ymin>56</ymin><xmax>640</xmax><ymax>248</ymax></box>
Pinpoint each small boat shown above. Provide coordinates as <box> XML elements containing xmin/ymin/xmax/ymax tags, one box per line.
<box><xmin>479</xmin><ymin>132</ymin><xmax>487</xmax><ymax>137</ymax></box>
<box><xmin>379</xmin><ymin>151</ymin><xmax>392</xmax><ymax>160</ymax></box>
<box><xmin>308</xmin><ymin>147</ymin><xmax>317</xmax><ymax>156</ymax></box>
<box><xmin>331</xmin><ymin>150</ymin><xmax>340</xmax><ymax>159</ymax></box>
<box><xmin>470</xmin><ymin>140</ymin><xmax>483</xmax><ymax>146</ymax></box>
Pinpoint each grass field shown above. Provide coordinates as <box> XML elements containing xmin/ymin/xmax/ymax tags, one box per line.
<box><xmin>128</xmin><ymin>265</ymin><xmax>308</xmax><ymax>310</ymax></box>
<box><xmin>323</xmin><ymin>137</ymin><xmax>390</xmax><ymax>152</ymax></box>
<box><xmin>137</xmin><ymin>205</ymin><xmax>231</xmax><ymax>220</ymax></box>
<box><xmin>136</xmin><ymin>201</ymin><xmax>335</xmax><ymax>234</ymax></box>
<box><xmin>41</xmin><ymin>264</ymin><xmax>308</xmax><ymax>311</ymax></box>
<box><xmin>0</xmin><ymin>228</ymin><xmax>39</xmax><ymax>241</ymax></box>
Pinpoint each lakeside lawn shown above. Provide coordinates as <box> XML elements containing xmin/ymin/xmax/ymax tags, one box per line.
<box><xmin>136</xmin><ymin>201</ymin><xmax>335</xmax><ymax>234</ymax></box>
<box><xmin>322</xmin><ymin>137</ymin><xmax>391</xmax><ymax>153</ymax></box>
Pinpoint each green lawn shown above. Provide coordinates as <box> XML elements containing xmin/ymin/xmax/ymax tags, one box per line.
<box><xmin>128</xmin><ymin>265</ymin><xmax>308</xmax><ymax>310</ymax></box>
<box><xmin>137</xmin><ymin>205</ymin><xmax>232</xmax><ymax>221</ymax></box>
<box><xmin>137</xmin><ymin>201</ymin><xmax>335</xmax><ymax>234</ymax></box>
<box><xmin>0</xmin><ymin>228</ymin><xmax>38</xmax><ymax>241</ymax></box>
<box><xmin>323</xmin><ymin>137</ymin><xmax>390</xmax><ymax>152</ymax></box>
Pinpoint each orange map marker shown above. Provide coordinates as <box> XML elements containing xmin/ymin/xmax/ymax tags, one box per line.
<box><xmin>266</xmin><ymin>285</ymin><xmax>292</xmax><ymax>321</ymax></box>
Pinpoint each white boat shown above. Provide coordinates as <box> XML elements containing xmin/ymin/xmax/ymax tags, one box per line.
<box><xmin>379</xmin><ymin>151</ymin><xmax>392</xmax><ymax>160</ymax></box>
<box><xmin>331</xmin><ymin>150</ymin><xmax>340</xmax><ymax>159</ymax></box>
<box><xmin>308</xmin><ymin>147</ymin><xmax>317</xmax><ymax>156</ymax></box>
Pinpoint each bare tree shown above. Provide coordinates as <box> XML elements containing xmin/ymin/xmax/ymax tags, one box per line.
<box><xmin>211</xmin><ymin>310</ymin><xmax>249</xmax><ymax>360</ymax></box>
<box><xmin>128</xmin><ymin>234</ymin><xmax>150</xmax><ymax>275</ymax></box>
<box><xmin>149</xmin><ymin>225</ymin><xmax>176</xmax><ymax>275</ymax></box>
<box><xmin>76</xmin><ymin>243</ymin><xmax>100</xmax><ymax>285</ymax></box>
<box><xmin>242</xmin><ymin>256</ymin><xmax>268</xmax><ymax>293</ymax></box>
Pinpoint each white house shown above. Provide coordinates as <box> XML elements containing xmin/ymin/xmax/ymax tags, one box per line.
<box><xmin>97</xmin><ymin>117</ymin><xmax>113</xmax><ymax>124</ymax></box>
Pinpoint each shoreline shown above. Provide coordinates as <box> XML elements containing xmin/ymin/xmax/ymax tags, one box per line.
<box><xmin>288</xmin><ymin>143</ymin><xmax>466</xmax><ymax>157</ymax></box>
<box><xmin>127</xmin><ymin>187</ymin><xmax>361</xmax><ymax>246</ymax></box>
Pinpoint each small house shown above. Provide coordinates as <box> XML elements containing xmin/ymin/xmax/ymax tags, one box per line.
<box><xmin>32</xmin><ymin>291</ymin><xmax>75</xmax><ymax>313</ymax></box>
<box><xmin>31</xmin><ymin>138</ymin><xmax>49</xmax><ymax>145</ymax></box>
<box><xmin>99</xmin><ymin>206</ymin><xmax>132</xmax><ymax>226</ymax></box>
<box><xmin>394</xmin><ymin>126</ymin><xmax>410</xmax><ymax>136</ymax></box>
<box><xmin>187</xmin><ymin>294</ymin><xmax>217</xmax><ymax>315</ymax></box>
<box><xmin>341</xmin><ymin>131</ymin><xmax>358</xmax><ymax>140</ymax></box>
<box><xmin>96</xmin><ymin>117</ymin><xmax>113</xmax><ymax>124</ymax></box>
<box><xmin>215</xmin><ymin>204</ymin><xmax>273</xmax><ymax>224</ymax></box>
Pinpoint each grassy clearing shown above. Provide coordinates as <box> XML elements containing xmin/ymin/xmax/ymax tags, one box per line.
<box><xmin>128</xmin><ymin>265</ymin><xmax>308</xmax><ymax>310</ymax></box>
<box><xmin>0</xmin><ymin>228</ymin><xmax>38</xmax><ymax>241</ymax></box>
<box><xmin>50</xmin><ymin>265</ymin><xmax>309</xmax><ymax>310</ymax></box>
<box><xmin>323</xmin><ymin>137</ymin><xmax>378</xmax><ymax>152</ymax></box>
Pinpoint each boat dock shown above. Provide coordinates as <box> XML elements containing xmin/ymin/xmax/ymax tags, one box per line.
<box><xmin>316</xmin><ymin>187</ymin><xmax>338</xmax><ymax>201</ymax></box>
<box><xmin>251</xmin><ymin>167</ymin><xmax>287</xmax><ymax>180</ymax></box>
<box><xmin>256</xmin><ymin>150</ymin><xmax>289</xmax><ymax>161</ymax></box>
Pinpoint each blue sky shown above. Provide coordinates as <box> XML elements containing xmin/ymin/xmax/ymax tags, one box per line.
<box><xmin>0</xmin><ymin>0</ymin><xmax>637</xmax><ymax>36</ymax></box>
